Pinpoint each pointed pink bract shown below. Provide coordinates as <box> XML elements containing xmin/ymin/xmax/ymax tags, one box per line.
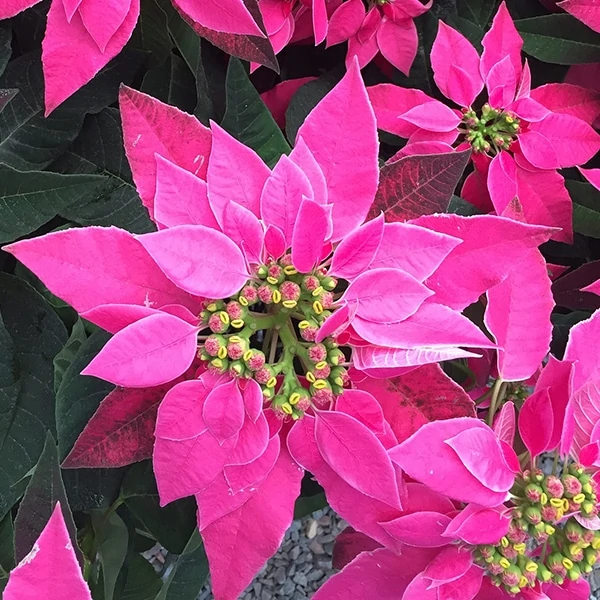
<box><xmin>519</xmin><ymin>388</ymin><xmax>554</xmax><ymax>458</ymax></box>
<box><xmin>203</xmin><ymin>380</ymin><xmax>245</xmax><ymax>443</ymax></box>
<box><xmin>493</xmin><ymin>401</ymin><xmax>516</xmax><ymax>447</ymax></box>
<box><xmin>172</xmin><ymin>0</ymin><xmax>264</xmax><ymax>36</ymax></box>
<box><xmin>0</xmin><ymin>0</ymin><xmax>41</xmax><ymax>19</ymax></box>
<box><xmin>291</xmin><ymin>199</ymin><xmax>330</xmax><ymax>273</ymax></box>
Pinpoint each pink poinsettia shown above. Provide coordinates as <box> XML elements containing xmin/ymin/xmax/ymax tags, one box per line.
<box><xmin>558</xmin><ymin>0</ymin><xmax>600</xmax><ymax>32</ymax></box>
<box><xmin>327</xmin><ymin>0</ymin><xmax>431</xmax><ymax>74</ymax></box>
<box><xmin>0</xmin><ymin>0</ymin><xmax>264</xmax><ymax>115</ymax></box>
<box><xmin>367</xmin><ymin>2</ymin><xmax>600</xmax><ymax>242</ymax></box>
<box><xmin>2</xmin><ymin>63</ymin><xmax>502</xmax><ymax>599</ymax></box>
<box><xmin>4</xmin><ymin>503</ymin><xmax>92</xmax><ymax>600</ymax></box>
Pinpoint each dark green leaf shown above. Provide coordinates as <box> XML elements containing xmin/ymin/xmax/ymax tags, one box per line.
<box><xmin>285</xmin><ymin>72</ymin><xmax>339</xmax><ymax>143</ymax></box>
<box><xmin>447</xmin><ymin>195</ymin><xmax>481</xmax><ymax>216</ymax></box>
<box><xmin>131</xmin><ymin>0</ymin><xmax>173</xmax><ymax>65</ymax></box>
<box><xmin>0</xmin><ymin>89</ymin><xmax>17</xmax><ymax>113</ymax></box>
<box><xmin>0</xmin><ymin>274</ymin><xmax>67</xmax><ymax>521</ymax></box>
<box><xmin>0</xmin><ymin>50</ymin><xmax>144</xmax><ymax>171</ymax></box>
<box><xmin>56</xmin><ymin>330</ymin><xmax>113</xmax><ymax>460</ymax></box>
<box><xmin>0</xmin><ymin>512</ymin><xmax>15</xmax><ymax>572</ymax></box>
<box><xmin>122</xmin><ymin>462</ymin><xmax>196</xmax><ymax>554</ymax></box>
<box><xmin>221</xmin><ymin>58</ymin><xmax>290</xmax><ymax>168</ymax></box>
<box><xmin>456</xmin><ymin>0</ymin><xmax>497</xmax><ymax>27</ymax></box>
<box><xmin>92</xmin><ymin>511</ymin><xmax>129</xmax><ymax>600</ymax></box>
<box><xmin>0</xmin><ymin>165</ymin><xmax>111</xmax><ymax>243</ymax></box>
<box><xmin>52</xmin><ymin>109</ymin><xmax>154</xmax><ymax>234</ymax></box>
<box><xmin>0</xmin><ymin>24</ymin><xmax>11</xmax><ymax>78</ymax></box>
<box><xmin>14</xmin><ymin>432</ymin><xmax>80</xmax><ymax>564</ymax></box>
<box><xmin>141</xmin><ymin>54</ymin><xmax>197</xmax><ymax>113</ymax></box>
<box><xmin>121</xmin><ymin>554</ymin><xmax>162</xmax><ymax>600</ymax></box>
<box><xmin>551</xmin><ymin>311</ymin><xmax>591</xmax><ymax>358</ymax></box>
<box><xmin>54</xmin><ymin>319</ymin><xmax>88</xmax><ymax>394</ymax></box>
<box><xmin>566</xmin><ymin>179</ymin><xmax>600</xmax><ymax>239</ymax></box>
<box><xmin>516</xmin><ymin>15</ymin><xmax>600</xmax><ymax>65</ymax></box>
<box><xmin>63</xmin><ymin>468</ymin><xmax>127</xmax><ymax>513</ymax></box>
<box><xmin>156</xmin><ymin>530</ymin><xmax>208</xmax><ymax>600</ymax></box>
<box><xmin>294</xmin><ymin>492</ymin><xmax>328</xmax><ymax>520</ymax></box>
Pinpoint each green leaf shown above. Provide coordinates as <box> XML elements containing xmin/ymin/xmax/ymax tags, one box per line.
<box><xmin>0</xmin><ymin>274</ymin><xmax>67</xmax><ymax>521</ymax></box>
<box><xmin>121</xmin><ymin>554</ymin><xmax>162</xmax><ymax>600</ymax></box>
<box><xmin>294</xmin><ymin>492</ymin><xmax>328</xmax><ymax>520</ymax></box>
<box><xmin>141</xmin><ymin>54</ymin><xmax>197</xmax><ymax>113</ymax></box>
<box><xmin>63</xmin><ymin>468</ymin><xmax>127</xmax><ymax>513</ymax></box>
<box><xmin>0</xmin><ymin>50</ymin><xmax>144</xmax><ymax>171</ymax></box>
<box><xmin>456</xmin><ymin>0</ymin><xmax>497</xmax><ymax>27</ymax></box>
<box><xmin>0</xmin><ymin>88</ymin><xmax>18</xmax><ymax>114</ymax></box>
<box><xmin>13</xmin><ymin>432</ymin><xmax>80</xmax><ymax>564</ymax></box>
<box><xmin>54</xmin><ymin>319</ymin><xmax>88</xmax><ymax>395</ymax></box>
<box><xmin>0</xmin><ymin>165</ymin><xmax>111</xmax><ymax>243</ymax></box>
<box><xmin>221</xmin><ymin>57</ymin><xmax>290</xmax><ymax>168</ymax></box>
<box><xmin>0</xmin><ymin>512</ymin><xmax>15</xmax><ymax>572</ymax></box>
<box><xmin>0</xmin><ymin>23</ymin><xmax>11</xmax><ymax>78</ymax></box>
<box><xmin>551</xmin><ymin>311</ymin><xmax>591</xmax><ymax>358</ymax></box>
<box><xmin>122</xmin><ymin>462</ymin><xmax>196</xmax><ymax>554</ymax></box>
<box><xmin>566</xmin><ymin>179</ymin><xmax>600</xmax><ymax>239</ymax></box>
<box><xmin>92</xmin><ymin>511</ymin><xmax>129</xmax><ymax>600</ymax></box>
<box><xmin>447</xmin><ymin>195</ymin><xmax>481</xmax><ymax>216</ymax></box>
<box><xmin>285</xmin><ymin>72</ymin><xmax>339</xmax><ymax>143</ymax></box>
<box><xmin>56</xmin><ymin>330</ymin><xmax>113</xmax><ymax>460</ymax></box>
<box><xmin>130</xmin><ymin>0</ymin><xmax>173</xmax><ymax>66</ymax></box>
<box><xmin>516</xmin><ymin>15</ymin><xmax>600</xmax><ymax>65</ymax></box>
<box><xmin>155</xmin><ymin>530</ymin><xmax>209</xmax><ymax>600</ymax></box>
<box><xmin>52</xmin><ymin>109</ymin><xmax>154</xmax><ymax>234</ymax></box>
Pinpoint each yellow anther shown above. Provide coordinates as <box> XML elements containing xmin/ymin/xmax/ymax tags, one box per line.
<box><xmin>540</xmin><ymin>569</ymin><xmax>552</xmax><ymax>582</ymax></box>
<box><xmin>291</xmin><ymin>413</ymin><xmax>301</xmax><ymax>420</ymax></box>
<box><xmin>545</xmin><ymin>525</ymin><xmax>556</xmax><ymax>536</ymax></box>
<box><xmin>306</xmin><ymin>372</ymin><xmax>316</xmax><ymax>383</ymax></box>
<box><xmin>267</xmin><ymin>276</ymin><xmax>279</xmax><ymax>285</ymax></box>
<box><xmin>500</xmin><ymin>537</ymin><xmax>509</xmax><ymax>548</ymax></box>
<box><xmin>284</xmin><ymin>266</ymin><xmax>297</xmax><ymax>275</ymax></box>
<box><xmin>569</xmin><ymin>544</ymin><xmax>582</xmax><ymax>557</ymax></box>
<box><xmin>313</xmin><ymin>300</ymin><xmax>323</xmax><ymax>315</ymax></box>
<box><xmin>555</xmin><ymin>508</ymin><xmax>565</xmax><ymax>521</ymax></box>
<box><xmin>266</xmin><ymin>377</ymin><xmax>277</xmax><ymax>388</ymax></box>
<box><xmin>499</xmin><ymin>558</ymin><xmax>511</xmax><ymax>569</ymax></box>
<box><xmin>206</xmin><ymin>303</ymin><xmax>218</xmax><ymax>312</ymax></box>
<box><xmin>272</xmin><ymin>290</ymin><xmax>282</xmax><ymax>304</ymax></box>
<box><xmin>540</xmin><ymin>493</ymin><xmax>548</xmax><ymax>505</ymax></box>
<box><xmin>231</xmin><ymin>319</ymin><xmax>245</xmax><ymax>328</ymax></box>
<box><xmin>525</xmin><ymin>561</ymin><xmax>538</xmax><ymax>573</ymax></box>
<box><xmin>550</xmin><ymin>498</ymin><xmax>564</xmax><ymax>508</ymax></box>
<box><xmin>282</xmin><ymin>300</ymin><xmax>298</xmax><ymax>309</ymax></box>
<box><xmin>573</xmin><ymin>493</ymin><xmax>586</xmax><ymax>504</ymax></box>
<box><xmin>583</xmin><ymin>483</ymin><xmax>593</xmax><ymax>494</ymax></box>
<box><xmin>583</xmin><ymin>501</ymin><xmax>595</xmax><ymax>514</ymax></box>
<box><xmin>211</xmin><ymin>358</ymin><xmax>223</xmax><ymax>369</ymax></box>
<box><xmin>312</xmin><ymin>286</ymin><xmax>324</xmax><ymax>297</ymax></box>
<box><xmin>592</xmin><ymin>538</ymin><xmax>600</xmax><ymax>550</ymax></box>
<box><xmin>243</xmin><ymin>350</ymin><xmax>253</xmax><ymax>361</ymax></box>
<box><xmin>334</xmin><ymin>377</ymin><xmax>344</xmax><ymax>386</ymax></box>
<box><xmin>229</xmin><ymin>336</ymin><xmax>242</xmax><ymax>343</ymax></box>
<box><xmin>281</xmin><ymin>402</ymin><xmax>293</xmax><ymax>415</ymax></box>
<box><xmin>315</xmin><ymin>361</ymin><xmax>328</xmax><ymax>370</ymax></box>
<box><xmin>514</xmin><ymin>543</ymin><xmax>526</xmax><ymax>555</ymax></box>
<box><xmin>509</xmin><ymin>587</ymin><xmax>520</xmax><ymax>595</ymax></box>
<box><xmin>289</xmin><ymin>393</ymin><xmax>301</xmax><ymax>406</ymax></box>
<box><xmin>239</xmin><ymin>296</ymin><xmax>249</xmax><ymax>306</ymax></box>
<box><xmin>562</xmin><ymin>558</ymin><xmax>574</xmax><ymax>570</ymax></box>
<box><xmin>299</xmin><ymin>320</ymin><xmax>311</xmax><ymax>330</ymax></box>
<box><xmin>217</xmin><ymin>347</ymin><xmax>228</xmax><ymax>359</ymax></box>
<box><xmin>519</xmin><ymin>576</ymin><xmax>528</xmax><ymax>588</ymax></box>
<box><xmin>563</xmin><ymin>498</ymin><xmax>570</xmax><ymax>511</ymax></box>
<box><xmin>313</xmin><ymin>379</ymin><xmax>328</xmax><ymax>390</ymax></box>
<box><xmin>505</xmin><ymin>116</ymin><xmax>514</xmax><ymax>123</ymax></box>
<box><xmin>219</xmin><ymin>311</ymin><xmax>230</xmax><ymax>324</ymax></box>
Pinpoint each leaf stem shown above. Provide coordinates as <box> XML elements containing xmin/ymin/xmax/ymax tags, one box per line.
<box><xmin>486</xmin><ymin>378</ymin><xmax>506</xmax><ymax>426</ymax></box>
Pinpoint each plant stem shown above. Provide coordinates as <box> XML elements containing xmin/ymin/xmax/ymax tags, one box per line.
<box><xmin>487</xmin><ymin>378</ymin><xmax>505</xmax><ymax>426</ymax></box>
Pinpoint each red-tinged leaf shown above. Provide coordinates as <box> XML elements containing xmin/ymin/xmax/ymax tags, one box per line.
<box><xmin>355</xmin><ymin>364</ymin><xmax>475</xmax><ymax>443</ymax></box>
<box><xmin>370</xmin><ymin>151</ymin><xmax>471</xmax><ymax>222</ymax></box>
<box><xmin>63</xmin><ymin>385</ymin><xmax>174</xmax><ymax>468</ymax></box>
<box><xmin>201</xmin><ymin>447</ymin><xmax>302</xmax><ymax>600</ymax></box>
<box><xmin>203</xmin><ymin>380</ymin><xmax>245</xmax><ymax>443</ymax></box>
<box><xmin>173</xmin><ymin>0</ymin><xmax>278</xmax><ymax>72</ymax></box>
<box><xmin>330</xmin><ymin>215</ymin><xmax>384</xmax><ymax>280</ymax></box>
<box><xmin>493</xmin><ymin>401</ymin><xmax>516</xmax><ymax>447</ymax></box>
<box><xmin>288</xmin><ymin>416</ymin><xmax>404</xmax><ymax>549</ymax></box>
<box><xmin>81</xmin><ymin>313</ymin><xmax>198</xmax><ymax>387</ymax></box>
<box><xmin>314</xmin><ymin>410</ymin><xmax>402</xmax><ymax>508</ymax></box>
<box><xmin>296</xmin><ymin>60</ymin><xmax>379</xmax><ymax>240</ymax></box>
<box><xmin>136</xmin><ymin>225</ymin><xmax>249</xmax><ymax>298</ymax></box>
<box><xmin>3</xmin><ymin>227</ymin><xmax>202</xmax><ymax>314</ymax></box>
<box><xmin>413</xmin><ymin>214</ymin><xmax>555</xmax><ymax>310</ymax></box>
<box><xmin>552</xmin><ymin>261</ymin><xmax>600</xmax><ymax>311</ymax></box>
<box><xmin>558</xmin><ymin>0</ymin><xmax>600</xmax><ymax>32</ymax></box>
<box><xmin>119</xmin><ymin>86</ymin><xmax>212</xmax><ymax>217</ymax></box>
<box><xmin>332</xmin><ymin>527</ymin><xmax>382</xmax><ymax>570</ymax></box>
<box><xmin>313</xmin><ymin>547</ymin><xmax>436</xmax><ymax>600</ymax></box>
<box><xmin>484</xmin><ymin>249</ymin><xmax>554</xmax><ymax>382</ymax></box>
<box><xmin>380</xmin><ymin>512</ymin><xmax>452</xmax><ymax>547</ymax></box>
<box><xmin>4</xmin><ymin>504</ymin><xmax>92</xmax><ymax>600</ymax></box>
<box><xmin>519</xmin><ymin>388</ymin><xmax>555</xmax><ymax>459</ymax></box>
<box><xmin>443</xmin><ymin>504</ymin><xmax>510</xmax><ymax>545</ymax></box>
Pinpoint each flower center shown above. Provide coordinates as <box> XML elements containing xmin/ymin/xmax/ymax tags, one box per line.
<box><xmin>197</xmin><ymin>254</ymin><xmax>348</xmax><ymax>419</ymax></box>
<box><xmin>474</xmin><ymin>466</ymin><xmax>600</xmax><ymax>594</ymax></box>
<box><xmin>462</xmin><ymin>104</ymin><xmax>520</xmax><ymax>154</ymax></box>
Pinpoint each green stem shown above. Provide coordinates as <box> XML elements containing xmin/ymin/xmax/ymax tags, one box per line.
<box><xmin>486</xmin><ymin>378</ymin><xmax>506</xmax><ymax>426</ymax></box>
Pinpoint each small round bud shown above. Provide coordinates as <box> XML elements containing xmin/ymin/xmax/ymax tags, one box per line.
<box><xmin>208</xmin><ymin>312</ymin><xmax>229</xmax><ymax>333</ymax></box>
<box><xmin>226</xmin><ymin>300</ymin><xmax>244</xmax><ymax>320</ymax></box>
<box><xmin>245</xmin><ymin>349</ymin><xmax>266</xmax><ymax>371</ymax></box>
<box><xmin>257</xmin><ymin>285</ymin><xmax>274</xmax><ymax>304</ymax></box>
<box><xmin>240</xmin><ymin>285</ymin><xmax>258</xmax><ymax>305</ymax></box>
<box><xmin>280</xmin><ymin>281</ymin><xmax>301</xmax><ymax>302</ymax></box>
<box><xmin>302</xmin><ymin>275</ymin><xmax>320</xmax><ymax>292</ymax></box>
<box><xmin>544</xmin><ymin>475</ymin><xmax>565</xmax><ymax>499</ymax></box>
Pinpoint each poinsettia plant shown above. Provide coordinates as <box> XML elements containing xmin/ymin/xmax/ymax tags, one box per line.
<box><xmin>1</xmin><ymin>0</ymin><xmax>600</xmax><ymax>599</ymax></box>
